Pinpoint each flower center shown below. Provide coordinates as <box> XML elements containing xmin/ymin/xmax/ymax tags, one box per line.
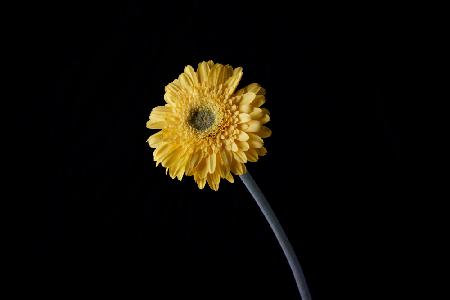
<box><xmin>188</xmin><ymin>107</ymin><xmax>216</xmax><ymax>131</ymax></box>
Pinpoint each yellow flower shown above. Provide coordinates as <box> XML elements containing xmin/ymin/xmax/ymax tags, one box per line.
<box><xmin>146</xmin><ymin>61</ymin><xmax>271</xmax><ymax>191</ymax></box>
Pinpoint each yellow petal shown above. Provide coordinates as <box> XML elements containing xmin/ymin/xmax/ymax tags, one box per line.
<box><xmin>248</xmin><ymin>133</ymin><xmax>263</xmax><ymax>148</ymax></box>
<box><xmin>149</xmin><ymin>106</ymin><xmax>170</xmax><ymax>121</ymax></box>
<box><xmin>186</xmin><ymin>151</ymin><xmax>202</xmax><ymax>174</ymax></box>
<box><xmin>230</xmin><ymin>159</ymin><xmax>244</xmax><ymax>175</ymax></box>
<box><xmin>222</xmin><ymin>65</ymin><xmax>234</xmax><ymax>83</ymax></box>
<box><xmin>245</xmin><ymin>120</ymin><xmax>261</xmax><ymax>132</ymax></box>
<box><xmin>219</xmin><ymin>150</ymin><xmax>231</xmax><ymax>174</ymax></box>
<box><xmin>236</xmin><ymin>83</ymin><xmax>265</xmax><ymax>96</ymax></box>
<box><xmin>164</xmin><ymin>92</ymin><xmax>177</xmax><ymax>105</ymax></box>
<box><xmin>147</xmin><ymin>106</ymin><xmax>171</xmax><ymax>129</ymax></box>
<box><xmin>224</xmin><ymin>67</ymin><xmax>243</xmax><ymax>95</ymax></box>
<box><xmin>161</xmin><ymin>146</ymin><xmax>183</xmax><ymax>168</ymax></box>
<box><xmin>239</xmin><ymin>123</ymin><xmax>249</xmax><ymax>131</ymax></box>
<box><xmin>238</xmin><ymin>113</ymin><xmax>251</xmax><ymax>123</ymax></box>
<box><xmin>252</xmin><ymin>95</ymin><xmax>265</xmax><ymax>107</ymax></box>
<box><xmin>175</xmin><ymin>166</ymin><xmax>185</xmax><ymax>180</ymax></box>
<box><xmin>238</xmin><ymin>131</ymin><xmax>249</xmax><ymax>141</ymax></box>
<box><xmin>249</xmin><ymin>108</ymin><xmax>264</xmax><ymax>119</ymax></box>
<box><xmin>209</xmin><ymin>63</ymin><xmax>223</xmax><ymax>87</ymax></box>
<box><xmin>146</xmin><ymin>119</ymin><xmax>165</xmax><ymax>129</ymax></box>
<box><xmin>178</xmin><ymin>73</ymin><xmax>194</xmax><ymax>91</ymax></box>
<box><xmin>261</xmin><ymin>108</ymin><xmax>270</xmax><ymax>115</ymax></box>
<box><xmin>184</xmin><ymin>65</ymin><xmax>199</xmax><ymax>87</ymax></box>
<box><xmin>246</xmin><ymin>148</ymin><xmax>259</xmax><ymax>162</ymax></box>
<box><xmin>194</xmin><ymin>174</ymin><xmax>207</xmax><ymax>189</ymax></box>
<box><xmin>233</xmin><ymin>151</ymin><xmax>247</xmax><ymax>163</ymax></box>
<box><xmin>148</xmin><ymin>131</ymin><xmax>165</xmax><ymax>148</ymax></box>
<box><xmin>236</xmin><ymin>141</ymin><xmax>249</xmax><ymax>151</ymax></box>
<box><xmin>258</xmin><ymin>126</ymin><xmax>272</xmax><ymax>138</ymax></box>
<box><xmin>242</xmin><ymin>163</ymin><xmax>247</xmax><ymax>174</ymax></box>
<box><xmin>165</xmin><ymin>82</ymin><xmax>182</xmax><ymax>95</ymax></box>
<box><xmin>198</xmin><ymin>61</ymin><xmax>212</xmax><ymax>84</ymax></box>
<box><xmin>239</xmin><ymin>104</ymin><xmax>252</xmax><ymax>113</ymax></box>
<box><xmin>256</xmin><ymin>147</ymin><xmax>267</xmax><ymax>156</ymax></box>
<box><xmin>260</xmin><ymin>114</ymin><xmax>270</xmax><ymax>124</ymax></box>
<box><xmin>209</xmin><ymin>63</ymin><xmax>233</xmax><ymax>87</ymax></box>
<box><xmin>207</xmin><ymin>172</ymin><xmax>220</xmax><ymax>191</ymax></box>
<box><xmin>216</xmin><ymin>155</ymin><xmax>226</xmax><ymax>178</ymax></box>
<box><xmin>225</xmin><ymin>173</ymin><xmax>234</xmax><ymax>183</ymax></box>
<box><xmin>170</xmin><ymin>149</ymin><xmax>189</xmax><ymax>180</ymax></box>
<box><xmin>207</xmin><ymin>153</ymin><xmax>216</xmax><ymax>174</ymax></box>
<box><xmin>153</xmin><ymin>143</ymin><xmax>171</xmax><ymax>164</ymax></box>
<box><xmin>196</xmin><ymin>157</ymin><xmax>209</xmax><ymax>179</ymax></box>
<box><xmin>240</xmin><ymin>92</ymin><xmax>256</xmax><ymax>105</ymax></box>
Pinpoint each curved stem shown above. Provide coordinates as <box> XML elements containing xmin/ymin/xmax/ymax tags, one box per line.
<box><xmin>239</xmin><ymin>172</ymin><xmax>312</xmax><ymax>300</ymax></box>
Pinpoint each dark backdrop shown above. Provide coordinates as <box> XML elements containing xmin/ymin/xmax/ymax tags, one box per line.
<box><xmin>18</xmin><ymin>1</ymin><xmax>404</xmax><ymax>299</ymax></box>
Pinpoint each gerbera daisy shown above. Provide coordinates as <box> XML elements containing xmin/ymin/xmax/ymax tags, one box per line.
<box><xmin>146</xmin><ymin>61</ymin><xmax>271</xmax><ymax>190</ymax></box>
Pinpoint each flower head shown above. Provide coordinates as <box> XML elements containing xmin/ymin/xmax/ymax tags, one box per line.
<box><xmin>146</xmin><ymin>61</ymin><xmax>271</xmax><ymax>190</ymax></box>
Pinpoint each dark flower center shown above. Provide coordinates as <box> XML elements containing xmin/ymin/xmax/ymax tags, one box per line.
<box><xmin>188</xmin><ymin>107</ymin><xmax>215</xmax><ymax>131</ymax></box>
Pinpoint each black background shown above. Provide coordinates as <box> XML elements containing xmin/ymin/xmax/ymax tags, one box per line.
<box><xmin>16</xmin><ymin>1</ymin><xmax>406</xmax><ymax>299</ymax></box>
